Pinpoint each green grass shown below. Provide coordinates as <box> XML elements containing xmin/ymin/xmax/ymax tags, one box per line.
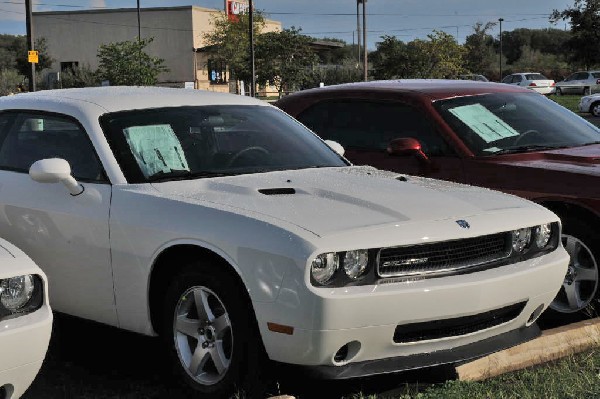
<box><xmin>347</xmin><ymin>350</ymin><xmax>600</xmax><ymax>399</ymax></box>
<box><xmin>551</xmin><ymin>94</ymin><xmax>582</xmax><ymax>113</ymax></box>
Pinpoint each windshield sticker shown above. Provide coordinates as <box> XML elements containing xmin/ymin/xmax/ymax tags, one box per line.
<box><xmin>448</xmin><ymin>104</ymin><xmax>519</xmax><ymax>143</ymax></box>
<box><xmin>123</xmin><ymin>124</ymin><xmax>189</xmax><ymax>178</ymax></box>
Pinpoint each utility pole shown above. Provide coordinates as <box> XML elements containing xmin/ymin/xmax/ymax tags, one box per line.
<box><xmin>137</xmin><ymin>0</ymin><xmax>141</xmax><ymax>85</ymax></box>
<box><xmin>499</xmin><ymin>18</ymin><xmax>504</xmax><ymax>82</ymax></box>
<box><xmin>362</xmin><ymin>0</ymin><xmax>367</xmax><ymax>81</ymax></box>
<box><xmin>249</xmin><ymin>0</ymin><xmax>255</xmax><ymax>97</ymax></box>
<box><xmin>356</xmin><ymin>0</ymin><xmax>361</xmax><ymax>65</ymax></box>
<box><xmin>25</xmin><ymin>0</ymin><xmax>36</xmax><ymax>92</ymax></box>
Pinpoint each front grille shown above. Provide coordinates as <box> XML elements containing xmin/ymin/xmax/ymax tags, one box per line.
<box><xmin>377</xmin><ymin>232</ymin><xmax>511</xmax><ymax>278</ymax></box>
<box><xmin>393</xmin><ymin>301</ymin><xmax>527</xmax><ymax>343</ymax></box>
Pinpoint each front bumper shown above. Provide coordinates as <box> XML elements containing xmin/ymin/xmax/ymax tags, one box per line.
<box><xmin>256</xmin><ymin>247</ymin><xmax>568</xmax><ymax>372</ymax></box>
<box><xmin>275</xmin><ymin>323</ymin><xmax>539</xmax><ymax>379</ymax></box>
<box><xmin>0</xmin><ymin>306</ymin><xmax>52</xmax><ymax>399</ymax></box>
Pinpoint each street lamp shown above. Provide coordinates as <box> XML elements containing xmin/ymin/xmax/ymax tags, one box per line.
<box><xmin>499</xmin><ymin>18</ymin><xmax>504</xmax><ymax>81</ymax></box>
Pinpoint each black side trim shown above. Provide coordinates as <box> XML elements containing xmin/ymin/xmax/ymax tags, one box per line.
<box><xmin>274</xmin><ymin>324</ymin><xmax>540</xmax><ymax>380</ymax></box>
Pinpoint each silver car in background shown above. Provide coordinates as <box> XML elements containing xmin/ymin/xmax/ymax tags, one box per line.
<box><xmin>501</xmin><ymin>72</ymin><xmax>555</xmax><ymax>95</ymax></box>
<box><xmin>555</xmin><ymin>71</ymin><xmax>600</xmax><ymax>95</ymax></box>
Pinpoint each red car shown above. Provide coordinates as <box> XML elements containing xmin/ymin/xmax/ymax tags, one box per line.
<box><xmin>276</xmin><ymin>80</ymin><xmax>600</xmax><ymax>317</ymax></box>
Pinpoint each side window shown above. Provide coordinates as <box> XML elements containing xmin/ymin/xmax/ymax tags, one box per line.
<box><xmin>512</xmin><ymin>75</ymin><xmax>523</xmax><ymax>83</ymax></box>
<box><xmin>296</xmin><ymin>100</ymin><xmax>451</xmax><ymax>156</ymax></box>
<box><xmin>501</xmin><ymin>75</ymin><xmax>513</xmax><ymax>84</ymax></box>
<box><xmin>576</xmin><ymin>72</ymin><xmax>589</xmax><ymax>80</ymax></box>
<box><xmin>0</xmin><ymin>112</ymin><xmax>105</xmax><ymax>182</ymax></box>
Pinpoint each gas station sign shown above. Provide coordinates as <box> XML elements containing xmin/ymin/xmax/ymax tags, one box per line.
<box><xmin>226</xmin><ymin>0</ymin><xmax>249</xmax><ymax>21</ymax></box>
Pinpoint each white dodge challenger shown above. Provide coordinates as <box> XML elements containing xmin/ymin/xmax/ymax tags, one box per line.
<box><xmin>0</xmin><ymin>238</ymin><xmax>52</xmax><ymax>399</ymax></box>
<box><xmin>0</xmin><ymin>87</ymin><xmax>568</xmax><ymax>397</ymax></box>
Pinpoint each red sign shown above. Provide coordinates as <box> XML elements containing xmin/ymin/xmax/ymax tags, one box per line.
<box><xmin>226</xmin><ymin>0</ymin><xmax>249</xmax><ymax>21</ymax></box>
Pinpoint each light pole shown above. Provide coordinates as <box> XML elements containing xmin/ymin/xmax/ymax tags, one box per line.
<box><xmin>499</xmin><ymin>18</ymin><xmax>504</xmax><ymax>82</ymax></box>
<box><xmin>356</xmin><ymin>0</ymin><xmax>361</xmax><ymax>65</ymax></box>
<box><xmin>25</xmin><ymin>0</ymin><xmax>35</xmax><ymax>92</ymax></box>
<box><xmin>362</xmin><ymin>0</ymin><xmax>367</xmax><ymax>81</ymax></box>
<box><xmin>249</xmin><ymin>0</ymin><xmax>255</xmax><ymax>97</ymax></box>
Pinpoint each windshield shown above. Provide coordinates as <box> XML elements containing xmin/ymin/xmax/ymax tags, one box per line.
<box><xmin>100</xmin><ymin>105</ymin><xmax>347</xmax><ymax>183</ymax></box>
<box><xmin>434</xmin><ymin>92</ymin><xmax>600</xmax><ymax>156</ymax></box>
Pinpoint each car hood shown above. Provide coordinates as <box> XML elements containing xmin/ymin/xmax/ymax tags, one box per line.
<box><xmin>151</xmin><ymin>166</ymin><xmax>535</xmax><ymax>237</ymax></box>
<box><xmin>491</xmin><ymin>144</ymin><xmax>600</xmax><ymax>176</ymax></box>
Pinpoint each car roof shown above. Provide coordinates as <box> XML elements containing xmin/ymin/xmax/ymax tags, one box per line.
<box><xmin>278</xmin><ymin>79</ymin><xmax>534</xmax><ymax>102</ymax></box>
<box><xmin>0</xmin><ymin>86</ymin><xmax>269</xmax><ymax>113</ymax></box>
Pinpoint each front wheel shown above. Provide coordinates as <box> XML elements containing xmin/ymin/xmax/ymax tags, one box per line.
<box><xmin>555</xmin><ymin>87</ymin><xmax>563</xmax><ymax>96</ymax></box>
<box><xmin>548</xmin><ymin>218</ymin><xmax>599</xmax><ymax>317</ymax></box>
<box><xmin>591</xmin><ymin>102</ymin><xmax>600</xmax><ymax>117</ymax></box>
<box><xmin>163</xmin><ymin>266</ymin><xmax>262</xmax><ymax>398</ymax></box>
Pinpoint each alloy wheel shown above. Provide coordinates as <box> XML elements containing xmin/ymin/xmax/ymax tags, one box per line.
<box><xmin>173</xmin><ymin>286</ymin><xmax>233</xmax><ymax>385</ymax></box>
<box><xmin>550</xmin><ymin>235</ymin><xmax>598</xmax><ymax>313</ymax></box>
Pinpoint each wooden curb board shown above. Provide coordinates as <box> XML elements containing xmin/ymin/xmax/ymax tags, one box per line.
<box><xmin>456</xmin><ymin>318</ymin><xmax>600</xmax><ymax>381</ymax></box>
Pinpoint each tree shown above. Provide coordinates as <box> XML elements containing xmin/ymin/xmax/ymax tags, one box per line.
<box><xmin>97</xmin><ymin>37</ymin><xmax>168</xmax><ymax>86</ymax></box>
<box><xmin>551</xmin><ymin>0</ymin><xmax>600</xmax><ymax>68</ymax></box>
<box><xmin>60</xmin><ymin>64</ymin><xmax>98</xmax><ymax>88</ymax></box>
<box><xmin>0</xmin><ymin>69</ymin><xmax>25</xmax><ymax>96</ymax></box>
<box><xmin>204</xmin><ymin>11</ymin><xmax>265</xmax><ymax>84</ymax></box>
<box><xmin>464</xmin><ymin>22</ymin><xmax>496</xmax><ymax>73</ymax></box>
<box><xmin>256</xmin><ymin>28</ymin><xmax>318</xmax><ymax>97</ymax></box>
<box><xmin>371</xmin><ymin>31</ymin><xmax>466</xmax><ymax>79</ymax></box>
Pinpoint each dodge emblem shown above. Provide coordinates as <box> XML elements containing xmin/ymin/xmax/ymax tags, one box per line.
<box><xmin>456</xmin><ymin>220</ymin><xmax>470</xmax><ymax>229</ymax></box>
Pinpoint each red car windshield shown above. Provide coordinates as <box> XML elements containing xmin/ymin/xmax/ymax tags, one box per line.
<box><xmin>434</xmin><ymin>92</ymin><xmax>600</xmax><ymax>156</ymax></box>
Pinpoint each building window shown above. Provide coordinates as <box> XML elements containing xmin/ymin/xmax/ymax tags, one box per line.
<box><xmin>208</xmin><ymin>60</ymin><xmax>227</xmax><ymax>84</ymax></box>
<box><xmin>60</xmin><ymin>61</ymin><xmax>79</xmax><ymax>72</ymax></box>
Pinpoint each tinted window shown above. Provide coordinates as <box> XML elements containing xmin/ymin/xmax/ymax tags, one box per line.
<box><xmin>296</xmin><ymin>100</ymin><xmax>451</xmax><ymax>155</ymax></box>
<box><xmin>434</xmin><ymin>92</ymin><xmax>600</xmax><ymax>156</ymax></box>
<box><xmin>512</xmin><ymin>75</ymin><xmax>523</xmax><ymax>83</ymax></box>
<box><xmin>576</xmin><ymin>72</ymin><xmax>590</xmax><ymax>80</ymax></box>
<box><xmin>592</xmin><ymin>72</ymin><xmax>600</xmax><ymax>79</ymax></box>
<box><xmin>565</xmin><ymin>73</ymin><xmax>577</xmax><ymax>81</ymax></box>
<box><xmin>525</xmin><ymin>74</ymin><xmax>547</xmax><ymax>80</ymax></box>
<box><xmin>502</xmin><ymin>75</ymin><xmax>513</xmax><ymax>83</ymax></box>
<box><xmin>100</xmin><ymin>105</ymin><xmax>347</xmax><ymax>183</ymax></box>
<box><xmin>0</xmin><ymin>112</ymin><xmax>104</xmax><ymax>181</ymax></box>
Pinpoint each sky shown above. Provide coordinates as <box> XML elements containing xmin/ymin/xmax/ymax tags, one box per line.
<box><xmin>0</xmin><ymin>0</ymin><xmax>575</xmax><ymax>48</ymax></box>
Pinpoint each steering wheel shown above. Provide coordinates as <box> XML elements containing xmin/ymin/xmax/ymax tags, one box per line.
<box><xmin>513</xmin><ymin>129</ymin><xmax>542</xmax><ymax>146</ymax></box>
<box><xmin>227</xmin><ymin>146</ymin><xmax>270</xmax><ymax>167</ymax></box>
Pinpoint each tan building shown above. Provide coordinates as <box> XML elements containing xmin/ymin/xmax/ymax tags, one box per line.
<box><xmin>32</xmin><ymin>5</ymin><xmax>282</xmax><ymax>92</ymax></box>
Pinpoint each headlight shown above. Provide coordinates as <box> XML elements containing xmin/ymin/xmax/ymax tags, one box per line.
<box><xmin>311</xmin><ymin>253</ymin><xmax>339</xmax><ymax>285</ymax></box>
<box><xmin>0</xmin><ymin>275</ymin><xmax>35</xmax><ymax>311</ymax></box>
<box><xmin>512</xmin><ymin>228</ymin><xmax>532</xmax><ymax>253</ymax></box>
<box><xmin>343</xmin><ymin>249</ymin><xmax>369</xmax><ymax>279</ymax></box>
<box><xmin>535</xmin><ymin>223</ymin><xmax>552</xmax><ymax>248</ymax></box>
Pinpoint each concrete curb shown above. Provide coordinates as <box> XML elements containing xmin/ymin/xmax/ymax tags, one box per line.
<box><xmin>456</xmin><ymin>318</ymin><xmax>600</xmax><ymax>381</ymax></box>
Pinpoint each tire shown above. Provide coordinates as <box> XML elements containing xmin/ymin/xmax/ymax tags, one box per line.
<box><xmin>162</xmin><ymin>264</ymin><xmax>264</xmax><ymax>398</ymax></box>
<box><xmin>584</xmin><ymin>86</ymin><xmax>591</xmax><ymax>95</ymax></box>
<box><xmin>591</xmin><ymin>102</ymin><xmax>600</xmax><ymax>117</ymax></box>
<box><xmin>547</xmin><ymin>217</ymin><xmax>600</xmax><ymax>319</ymax></box>
<box><xmin>555</xmin><ymin>87</ymin><xmax>563</xmax><ymax>96</ymax></box>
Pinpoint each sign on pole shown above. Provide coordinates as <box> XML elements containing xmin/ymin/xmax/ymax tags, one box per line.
<box><xmin>28</xmin><ymin>50</ymin><xmax>38</xmax><ymax>64</ymax></box>
<box><xmin>226</xmin><ymin>0</ymin><xmax>249</xmax><ymax>21</ymax></box>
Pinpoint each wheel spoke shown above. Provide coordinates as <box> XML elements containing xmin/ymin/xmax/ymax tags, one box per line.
<box><xmin>194</xmin><ymin>289</ymin><xmax>215</xmax><ymax>322</ymax></box>
<box><xmin>189</xmin><ymin>344</ymin><xmax>211</xmax><ymax>376</ymax></box>
<box><xmin>575</xmin><ymin>265</ymin><xmax>598</xmax><ymax>283</ymax></box>
<box><xmin>210</xmin><ymin>342</ymin><xmax>230</xmax><ymax>375</ymax></box>
<box><xmin>563</xmin><ymin>237</ymin><xmax>581</xmax><ymax>258</ymax></box>
<box><xmin>176</xmin><ymin>315</ymin><xmax>200</xmax><ymax>337</ymax></box>
<box><xmin>565</xmin><ymin>282</ymin><xmax>584</xmax><ymax>310</ymax></box>
<box><xmin>212</xmin><ymin>313</ymin><xmax>230</xmax><ymax>338</ymax></box>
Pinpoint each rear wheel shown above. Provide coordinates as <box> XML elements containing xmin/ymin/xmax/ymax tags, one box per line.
<box><xmin>163</xmin><ymin>264</ymin><xmax>263</xmax><ymax>398</ymax></box>
<box><xmin>548</xmin><ymin>218</ymin><xmax>599</xmax><ymax>318</ymax></box>
<box><xmin>591</xmin><ymin>102</ymin><xmax>600</xmax><ymax>117</ymax></box>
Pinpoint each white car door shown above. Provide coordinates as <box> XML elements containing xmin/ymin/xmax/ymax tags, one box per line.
<box><xmin>0</xmin><ymin>111</ymin><xmax>117</xmax><ymax>325</ymax></box>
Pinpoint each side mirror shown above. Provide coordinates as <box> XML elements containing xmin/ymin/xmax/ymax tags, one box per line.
<box><xmin>324</xmin><ymin>140</ymin><xmax>345</xmax><ymax>157</ymax></box>
<box><xmin>29</xmin><ymin>158</ymin><xmax>84</xmax><ymax>196</ymax></box>
<box><xmin>387</xmin><ymin>137</ymin><xmax>430</xmax><ymax>163</ymax></box>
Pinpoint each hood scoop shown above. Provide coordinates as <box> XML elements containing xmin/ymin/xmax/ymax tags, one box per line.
<box><xmin>258</xmin><ymin>187</ymin><xmax>296</xmax><ymax>195</ymax></box>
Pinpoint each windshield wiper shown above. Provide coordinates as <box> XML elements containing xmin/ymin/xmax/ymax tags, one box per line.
<box><xmin>491</xmin><ymin>145</ymin><xmax>567</xmax><ymax>155</ymax></box>
<box><xmin>148</xmin><ymin>170</ymin><xmax>235</xmax><ymax>182</ymax></box>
